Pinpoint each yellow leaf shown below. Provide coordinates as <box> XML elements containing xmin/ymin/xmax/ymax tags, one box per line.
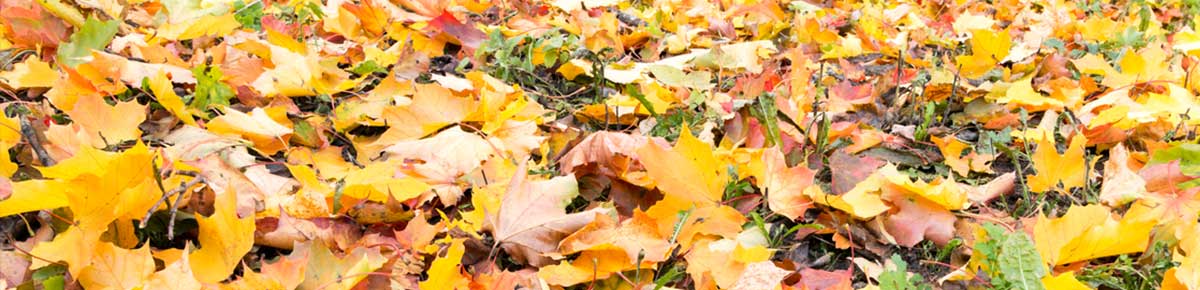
<box><xmin>67</xmin><ymin>95</ymin><xmax>146</xmax><ymax>147</ymax></box>
<box><xmin>156</xmin><ymin>13</ymin><xmax>241</xmax><ymax>41</ymax></box>
<box><xmin>931</xmin><ymin>135</ymin><xmax>994</xmax><ymax>176</ymax></box>
<box><xmin>733</xmin><ymin>244</ymin><xmax>771</xmax><ymax>263</ymax></box>
<box><xmin>421</xmin><ymin>239</ymin><xmax>469</xmax><ymax>289</ymax></box>
<box><xmin>0</xmin><ymin>180</ymin><xmax>68</xmax><ymax>217</ymax></box>
<box><xmin>78</xmin><ymin>243</ymin><xmax>156</xmax><ymax>290</ymax></box>
<box><xmin>1034</xmin><ymin>205</ymin><xmax>1152</xmax><ymax>266</ymax></box>
<box><xmin>0</xmin><ymin>57</ymin><xmax>58</xmax><ymax>88</ymax></box>
<box><xmin>207</xmin><ymin>107</ymin><xmax>293</xmax><ymax>155</ymax></box>
<box><xmin>538</xmin><ymin>245</ymin><xmax>631</xmax><ymax>286</ymax></box>
<box><xmin>190</xmin><ymin>190</ymin><xmax>256</xmax><ymax>283</ymax></box>
<box><xmin>879</xmin><ymin>164</ymin><xmax>969</xmax><ymax>211</ymax></box>
<box><xmin>148</xmin><ymin>71</ymin><xmax>196</xmax><ymax>126</ymax></box>
<box><xmin>39</xmin><ymin>143</ymin><xmax>156</xmax><ymax>231</ymax></box>
<box><xmin>637</xmin><ymin>127</ymin><xmax>727</xmax><ymax>206</ymax></box>
<box><xmin>955</xmin><ymin>29</ymin><xmax>1011</xmax><ymax>78</ymax></box>
<box><xmin>341</xmin><ymin>160</ymin><xmax>431</xmax><ymax>202</ymax></box>
<box><xmin>146</xmin><ymin>245</ymin><xmax>203</xmax><ymax>290</ymax></box>
<box><xmin>29</xmin><ymin>226</ymin><xmax>100</xmax><ymax>275</ymax></box>
<box><xmin>1027</xmin><ymin>134</ymin><xmax>1089</xmax><ymax>194</ymax></box>
<box><xmin>557</xmin><ymin>59</ymin><xmax>594</xmax><ymax>80</ymax></box>
<box><xmin>1041</xmin><ymin>271</ymin><xmax>1091</xmax><ymax>290</ymax></box>
<box><xmin>297</xmin><ymin>241</ymin><xmax>388</xmax><ymax>290</ymax></box>
<box><xmin>809</xmin><ymin>171</ymin><xmax>890</xmax><ymax>219</ymax></box>
<box><xmin>998</xmin><ymin>76</ymin><xmax>1063</xmax><ymax>112</ymax></box>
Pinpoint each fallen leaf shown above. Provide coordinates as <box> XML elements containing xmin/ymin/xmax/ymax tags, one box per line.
<box><xmin>190</xmin><ymin>190</ymin><xmax>256</xmax><ymax>283</ymax></box>
<box><xmin>1034</xmin><ymin>204</ymin><xmax>1152</xmax><ymax>266</ymax></box>
<box><xmin>489</xmin><ymin>162</ymin><xmax>611</xmax><ymax>266</ymax></box>
<box><xmin>760</xmin><ymin>147</ymin><xmax>816</xmax><ymax>220</ymax></box>
<box><xmin>1027</xmin><ymin>134</ymin><xmax>1089</xmax><ymax>194</ymax></box>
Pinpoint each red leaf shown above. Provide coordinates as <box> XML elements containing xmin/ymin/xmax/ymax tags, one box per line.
<box><xmin>0</xmin><ymin>0</ymin><xmax>70</xmax><ymax>48</ymax></box>
<box><xmin>793</xmin><ymin>268</ymin><xmax>852</xmax><ymax>290</ymax></box>
<box><xmin>428</xmin><ymin>11</ymin><xmax>486</xmax><ymax>50</ymax></box>
<box><xmin>830</xmin><ymin>150</ymin><xmax>885</xmax><ymax>194</ymax></box>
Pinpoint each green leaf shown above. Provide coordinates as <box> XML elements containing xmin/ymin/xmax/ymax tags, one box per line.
<box><xmin>233</xmin><ymin>0</ymin><xmax>264</xmax><ymax>30</ymax></box>
<box><xmin>56</xmin><ymin>17</ymin><xmax>119</xmax><ymax>67</ymax></box>
<box><xmin>32</xmin><ymin>264</ymin><xmax>66</xmax><ymax>290</ymax></box>
<box><xmin>1149</xmin><ymin>143</ymin><xmax>1200</xmax><ymax>176</ymax></box>
<box><xmin>350</xmin><ymin>60</ymin><xmax>387</xmax><ymax>75</ymax></box>
<box><xmin>996</xmin><ymin>230</ymin><xmax>1047</xmax><ymax>290</ymax></box>
<box><xmin>190</xmin><ymin>64</ymin><xmax>236</xmax><ymax>116</ymax></box>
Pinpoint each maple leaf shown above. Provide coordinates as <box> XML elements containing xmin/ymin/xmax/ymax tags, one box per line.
<box><xmin>1027</xmin><ymin>133</ymin><xmax>1089</xmax><ymax>194</ymax></box>
<box><xmin>190</xmin><ymin>190</ymin><xmax>256</xmax><ymax>283</ymax></box>
<box><xmin>830</xmin><ymin>150</ymin><xmax>885</xmax><ymax>194</ymax></box>
<box><xmin>421</xmin><ymin>239</ymin><xmax>470</xmax><ymax>289</ymax></box>
<box><xmin>383</xmin><ymin>126</ymin><xmax>494</xmax><ymax>205</ymax></box>
<box><xmin>296</xmin><ymin>241</ymin><xmax>388</xmax><ymax>290</ymax></box>
<box><xmin>77</xmin><ymin>243</ymin><xmax>156</xmax><ymax>289</ymax></box>
<box><xmin>0</xmin><ymin>0</ymin><xmax>70</xmax><ymax>48</ymax></box>
<box><xmin>955</xmin><ymin>29</ymin><xmax>1011</xmax><ymax>79</ymax></box>
<box><xmin>0</xmin><ymin>57</ymin><xmax>57</xmax><ymax>88</ymax></box>
<box><xmin>558</xmin><ymin>210</ymin><xmax>671</xmax><ymax>263</ymax></box>
<box><xmin>684</xmin><ymin>235</ymin><xmax>774</xmax><ymax>289</ymax></box>
<box><xmin>206</xmin><ymin>106</ymin><xmax>293</xmax><ymax>155</ymax></box>
<box><xmin>931</xmin><ymin>135</ymin><xmax>994</xmax><ymax>176</ymax></box>
<box><xmin>1033</xmin><ymin>204</ymin><xmax>1152</xmax><ymax>266</ymax></box>
<box><xmin>636</xmin><ymin>128</ymin><xmax>727</xmax><ymax>206</ymax></box>
<box><xmin>538</xmin><ymin>245</ymin><xmax>631</xmax><ymax>286</ymax></box>
<box><xmin>881</xmin><ymin>190</ymin><xmax>957</xmax><ymax>247</ymax></box>
<box><xmin>66</xmin><ymin>95</ymin><xmax>146</xmax><ymax>148</ymax></box>
<box><xmin>145</xmin><ymin>245</ymin><xmax>204</xmax><ymax>290</ymax></box>
<box><xmin>56</xmin><ymin>17</ymin><xmax>119</xmax><ymax>68</ymax></box>
<box><xmin>759</xmin><ymin>147</ymin><xmax>816</xmax><ymax>220</ymax></box>
<box><xmin>488</xmin><ymin>162</ymin><xmax>612</xmax><ymax>266</ymax></box>
<box><xmin>1099</xmin><ymin>143</ymin><xmax>1148</xmax><ymax>205</ymax></box>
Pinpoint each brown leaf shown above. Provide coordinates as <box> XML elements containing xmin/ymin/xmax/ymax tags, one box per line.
<box><xmin>489</xmin><ymin>162</ymin><xmax>612</xmax><ymax>266</ymax></box>
<box><xmin>558</xmin><ymin>131</ymin><xmax>650</xmax><ymax>177</ymax></box>
<box><xmin>830</xmin><ymin>150</ymin><xmax>885</xmax><ymax>195</ymax></box>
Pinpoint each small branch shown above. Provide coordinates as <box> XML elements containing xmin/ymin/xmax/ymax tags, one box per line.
<box><xmin>19</xmin><ymin>117</ymin><xmax>54</xmax><ymax>166</ymax></box>
<box><xmin>139</xmin><ymin>176</ymin><xmax>205</xmax><ymax>236</ymax></box>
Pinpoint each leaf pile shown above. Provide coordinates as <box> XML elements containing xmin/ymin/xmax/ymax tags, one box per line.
<box><xmin>0</xmin><ymin>0</ymin><xmax>1198</xmax><ymax>289</ymax></box>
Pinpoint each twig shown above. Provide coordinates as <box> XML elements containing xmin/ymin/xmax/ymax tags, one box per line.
<box><xmin>19</xmin><ymin>117</ymin><xmax>54</xmax><ymax>166</ymax></box>
<box><xmin>139</xmin><ymin>176</ymin><xmax>205</xmax><ymax>236</ymax></box>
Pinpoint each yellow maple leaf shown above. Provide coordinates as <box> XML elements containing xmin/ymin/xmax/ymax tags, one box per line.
<box><xmin>190</xmin><ymin>190</ymin><xmax>256</xmax><ymax>283</ymax></box>
<box><xmin>340</xmin><ymin>160</ymin><xmax>431</xmax><ymax>203</ymax></box>
<box><xmin>1027</xmin><ymin>133</ymin><xmax>1089</xmax><ymax>194</ymax></box>
<box><xmin>67</xmin><ymin>95</ymin><xmax>146</xmax><ymax>148</ymax></box>
<box><xmin>636</xmin><ymin>127</ymin><xmax>727</xmax><ymax>206</ymax></box>
<box><xmin>206</xmin><ymin>106</ymin><xmax>293</xmax><ymax>155</ymax></box>
<box><xmin>1041</xmin><ymin>271</ymin><xmax>1091</xmax><ymax>290</ymax></box>
<box><xmin>155</xmin><ymin>13</ymin><xmax>241</xmax><ymax>41</ymax></box>
<box><xmin>78</xmin><ymin>243</ymin><xmax>156</xmax><ymax>290</ymax></box>
<box><xmin>808</xmin><ymin>170</ymin><xmax>890</xmax><ymax>219</ymax></box>
<box><xmin>421</xmin><ymin>238</ymin><xmax>470</xmax><ymax>289</ymax></box>
<box><xmin>1034</xmin><ymin>204</ymin><xmax>1152</xmax><ymax>266</ymax></box>
<box><xmin>296</xmin><ymin>241</ymin><xmax>388</xmax><ymax>290</ymax></box>
<box><xmin>955</xmin><ymin>29</ymin><xmax>1011</xmax><ymax>79</ymax></box>
<box><xmin>997</xmin><ymin>76</ymin><xmax>1065</xmax><ymax>112</ymax></box>
<box><xmin>0</xmin><ymin>57</ymin><xmax>58</xmax><ymax>88</ymax></box>
<box><xmin>148</xmin><ymin>71</ymin><xmax>197</xmax><ymax>126</ymax></box>
<box><xmin>931</xmin><ymin>135</ymin><xmax>994</xmax><ymax>177</ymax></box>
